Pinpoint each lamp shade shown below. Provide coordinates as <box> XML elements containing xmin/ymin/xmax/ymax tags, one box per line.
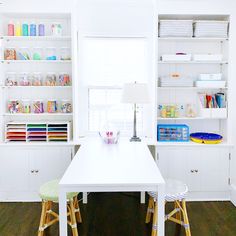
<box><xmin>121</xmin><ymin>82</ymin><xmax>150</xmax><ymax>104</ymax></box>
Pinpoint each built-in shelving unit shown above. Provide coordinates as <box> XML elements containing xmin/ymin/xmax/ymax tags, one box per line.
<box><xmin>0</xmin><ymin>13</ymin><xmax>73</xmax><ymax>143</ymax></box>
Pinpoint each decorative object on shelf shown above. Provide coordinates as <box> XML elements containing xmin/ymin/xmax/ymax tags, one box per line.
<box><xmin>122</xmin><ymin>82</ymin><xmax>150</xmax><ymax>142</ymax></box>
<box><xmin>159</xmin><ymin>104</ymin><xmax>180</xmax><ymax>118</ymax></box>
<box><xmin>186</xmin><ymin>104</ymin><xmax>197</xmax><ymax>118</ymax></box>
<box><xmin>22</xmin><ymin>99</ymin><xmax>31</xmax><ymax>113</ymax></box>
<box><xmin>8</xmin><ymin>100</ymin><xmax>23</xmax><ymax>113</ymax></box>
<box><xmin>60</xmin><ymin>47</ymin><xmax>71</xmax><ymax>60</ymax></box>
<box><xmin>5</xmin><ymin>72</ymin><xmax>17</xmax><ymax>86</ymax></box>
<box><xmin>18</xmin><ymin>72</ymin><xmax>31</xmax><ymax>86</ymax></box>
<box><xmin>58</xmin><ymin>73</ymin><xmax>71</xmax><ymax>86</ymax></box>
<box><xmin>17</xmin><ymin>47</ymin><xmax>31</xmax><ymax>60</ymax></box>
<box><xmin>61</xmin><ymin>100</ymin><xmax>72</xmax><ymax>113</ymax></box>
<box><xmin>45</xmin><ymin>72</ymin><xmax>57</xmax><ymax>86</ymax></box>
<box><xmin>33</xmin><ymin>100</ymin><xmax>44</xmax><ymax>113</ymax></box>
<box><xmin>38</xmin><ymin>23</ymin><xmax>45</xmax><ymax>36</ymax></box>
<box><xmin>157</xmin><ymin>124</ymin><xmax>189</xmax><ymax>142</ymax></box>
<box><xmin>99</xmin><ymin>130</ymin><xmax>120</xmax><ymax>144</ymax></box>
<box><xmin>47</xmin><ymin>99</ymin><xmax>58</xmax><ymax>113</ymax></box>
<box><xmin>30</xmin><ymin>22</ymin><xmax>37</xmax><ymax>36</ymax></box>
<box><xmin>22</xmin><ymin>22</ymin><xmax>29</xmax><ymax>36</ymax></box>
<box><xmin>46</xmin><ymin>47</ymin><xmax>57</xmax><ymax>60</ymax></box>
<box><xmin>51</xmin><ymin>23</ymin><xmax>62</xmax><ymax>36</ymax></box>
<box><xmin>4</xmin><ymin>48</ymin><xmax>16</xmax><ymax>60</ymax></box>
<box><xmin>8</xmin><ymin>22</ymin><xmax>14</xmax><ymax>36</ymax></box>
<box><xmin>190</xmin><ymin>132</ymin><xmax>223</xmax><ymax>144</ymax></box>
<box><xmin>32</xmin><ymin>47</ymin><xmax>43</xmax><ymax>60</ymax></box>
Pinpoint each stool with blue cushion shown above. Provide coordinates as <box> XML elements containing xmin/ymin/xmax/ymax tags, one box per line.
<box><xmin>145</xmin><ymin>179</ymin><xmax>191</xmax><ymax>236</ymax></box>
<box><xmin>38</xmin><ymin>179</ymin><xmax>82</xmax><ymax>236</ymax></box>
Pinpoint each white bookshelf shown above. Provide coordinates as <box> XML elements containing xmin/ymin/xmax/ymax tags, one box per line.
<box><xmin>0</xmin><ymin>12</ymin><xmax>73</xmax><ymax>143</ymax></box>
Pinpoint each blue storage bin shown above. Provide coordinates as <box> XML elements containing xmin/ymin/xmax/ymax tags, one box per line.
<box><xmin>157</xmin><ymin>124</ymin><xmax>189</xmax><ymax>142</ymax></box>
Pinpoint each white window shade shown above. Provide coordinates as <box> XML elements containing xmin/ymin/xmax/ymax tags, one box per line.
<box><xmin>80</xmin><ymin>37</ymin><xmax>148</xmax><ymax>86</ymax></box>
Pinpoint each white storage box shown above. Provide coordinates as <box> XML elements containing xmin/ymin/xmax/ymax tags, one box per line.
<box><xmin>193</xmin><ymin>54</ymin><xmax>223</xmax><ymax>61</ymax></box>
<box><xmin>199</xmin><ymin>73</ymin><xmax>222</xmax><ymax>81</ymax></box>
<box><xmin>194</xmin><ymin>21</ymin><xmax>229</xmax><ymax>38</ymax></box>
<box><xmin>161</xmin><ymin>54</ymin><xmax>191</xmax><ymax>61</ymax></box>
<box><xmin>160</xmin><ymin>76</ymin><xmax>194</xmax><ymax>87</ymax></box>
<box><xmin>159</xmin><ymin>20</ymin><xmax>193</xmax><ymax>37</ymax></box>
<box><xmin>195</xmin><ymin>80</ymin><xmax>226</xmax><ymax>88</ymax></box>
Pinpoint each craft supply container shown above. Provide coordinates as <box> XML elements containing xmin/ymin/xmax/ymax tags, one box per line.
<box><xmin>8</xmin><ymin>100</ymin><xmax>23</xmax><ymax>113</ymax></box>
<box><xmin>18</xmin><ymin>72</ymin><xmax>31</xmax><ymax>86</ymax></box>
<box><xmin>30</xmin><ymin>22</ymin><xmax>36</xmax><ymax>36</ymax></box>
<box><xmin>33</xmin><ymin>100</ymin><xmax>44</xmax><ymax>113</ymax></box>
<box><xmin>58</xmin><ymin>73</ymin><xmax>71</xmax><ymax>86</ymax></box>
<box><xmin>47</xmin><ymin>99</ymin><xmax>57</xmax><ymax>113</ymax></box>
<box><xmin>44</xmin><ymin>73</ymin><xmax>57</xmax><ymax>86</ymax></box>
<box><xmin>32</xmin><ymin>47</ymin><xmax>43</xmax><ymax>60</ymax></box>
<box><xmin>51</xmin><ymin>23</ymin><xmax>62</xmax><ymax>36</ymax></box>
<box><xmin>38</xmin><ymin>23</ymin><xmax>45</xmax><ymax>36</ymax></box>
<box><xmin>61</xmin><ymin>100</ymin><xmax>72</xmax><ymax>113</ymax></box>
<box><xmin>5</xmin><ymin>72</ymin><xmax>17</xmax><ymax>86</ymax></box>
<box><xmin>22</xmin><ymin>99</ymin><xmax>31</xmax><ymax>113</ymax></box>
<box><xmin>60</xmin><ymin>47</ymin><xmax>71</xmax><ymax>60</ymax></box>
<box><xmin>18</xmin><ymin>47</ymin><xmax>31</xmax><ymax>60</ymax></box>
<box><xmin>4</xmin><ymin>48</ymin><xmax>16</xmax><ymax>60</ymax></box>
<box><xmin>46</xmin><ymin>47</ymin><xmax>57</xmax><ymax>60</ymax></box>
<box><xmin>8</xmin><ymin>22</ymin><xmax>14</xmax><ymax>36</ymax></box>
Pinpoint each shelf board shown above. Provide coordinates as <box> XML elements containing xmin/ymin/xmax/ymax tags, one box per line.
<box><xmin>156</xmin><ymin>141</ymin><xmax>233</xmax><ymax>148</ymax></box>
<box><xmin>3</xmin><ymin>113</ymin><xmax>73</xmax><ymax>116</ymax></box>
<box><xmin>158</xmin><ymin>37</ymin><xmax>229</xmax><ymax>42</ymax></box>
<box><xmin>157</xmin><ymin>116</ymin><xmax>227</xmax><ymax>120</ymax></box>
<box><xmin>158</xmin><ymin>61</ymin><xmax>228</xmax><ymax>64</ymax></box>
<box><xmin>1</xmin><ymin>36</ymin><xmax>71</xmax><ymax>41</ymax></box>
<box><xmin>1</xmin><ymin>86</ymin><xmax>72</xmax><ymax>89</ymax></box>
<box><xmin>1</xmin><ymin>60</ymin><xmax>71</xmax><ymax>64</ymax></box>
<box><xmin>157</xmin><ymin>86</ymin><xmax>228</xmax><ymax>90</ymax></box>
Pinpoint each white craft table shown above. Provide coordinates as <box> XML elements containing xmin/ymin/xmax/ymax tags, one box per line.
<box><xmin>59</xmin><ymin>138</ymin><xmax>165</xmax><ymax>236</ymax></box>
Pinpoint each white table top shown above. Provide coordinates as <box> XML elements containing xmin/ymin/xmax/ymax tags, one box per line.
<box><xmin>60</xmin><ymin>138</ymin><xmax>164</xmax><ymax>191</ymax></box>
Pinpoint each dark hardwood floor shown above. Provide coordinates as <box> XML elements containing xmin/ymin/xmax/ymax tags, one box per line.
<box><xmin>0</xmin><ymin>192</ymin><xmax>236</xmax><ymax>236</ymax></box>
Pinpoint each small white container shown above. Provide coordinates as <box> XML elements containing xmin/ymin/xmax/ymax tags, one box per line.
<box><xmin>199</xmin><ymin>73</ymin><xmax>222</xmax><ymax>81</ymax></box>
<box><xmin>193</xmin><ymin>54</ymin><xmax>223</xmax><ymax>61</ymax></box>
<box><xmin>195</xmin><ymin>80</ymin><xmax>226</xmax><ymax>88</ymax></box>
<box><xmin>161</xmin><ymin>54</ymin><xmax>191</xmax><ymax>61</ymax></box>
<box><xmin>5</xmin><ymin>72</ymin><xmax>17</xmax><ymax>86</ymax></box>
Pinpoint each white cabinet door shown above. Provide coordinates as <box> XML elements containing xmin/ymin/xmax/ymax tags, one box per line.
<box><xmin>0</xmin><ymin>148</ymin><xmax>30</xmax><ymax>193</ymax></box>
<box><xmin>29</xmin><ymin>147</ymin><xmax>72</xmax><ymax>192</ymax></box>
<box><xmin>157</xmin><ymin>147</ymin><xmax>230</xmax><ymax>193</ymax></box>
<box><xmin>187</xmin><ymin>148</ymin><xmax>229</xmax><ymax>192</ymax></box>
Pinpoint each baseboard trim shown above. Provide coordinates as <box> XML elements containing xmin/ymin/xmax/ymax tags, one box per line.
<box><xmin>230</xmin><ymin>184</ymin><xmax>236</xmax><ymax>207</ymax></box>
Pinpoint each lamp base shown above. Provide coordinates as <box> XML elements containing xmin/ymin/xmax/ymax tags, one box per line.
<box><xmin>130</xmin><ymin>136</ymin><xmax>141</xmax><ymax>142</ymax></box>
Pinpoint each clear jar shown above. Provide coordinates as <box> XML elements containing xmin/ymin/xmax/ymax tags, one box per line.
<box><xmin>46</xmin><ymin>47</ymin><xmax>57</xmax><ymax>60</ymax></box>
<box><xmin>60</xmin><ymin>47</ymin><xmax>71</xmax><ymax>60</ymax></box>
<box><xmin>32</xmin><ymin>72</ymin><xmax>43</xmax><ymax>86</ymax></box>
<box><xmin>32</xmin><ymin>47</ymin><xmax>43</xmax><ymax>60</ymax></box>
<box><xmin>61</xmin><ymin>100</ymin><xmax>72</xmax><ymax>113</ymax></box>
<box><xmin>47</xmin><ymin>99</ymin><xmax>57</xmax><ymax>113</ymax></box>
<box><xmin>33</xmin><ymin>100</ymin><xmax>44</xmax><ymax>113</ymax></box>
<box><xmin>5</xmin><ymin>72</ymin><xmax>17</xmax><ymax>86</ymax></box>
<box><xmin>22</xmin><ymin>99</ymin><xmax>31</xmax><ymax>113</ymax></box>
<box><xmin>51</xmin><ymin>23</ymin><xmax>62</xmax><ymax>36</ymax></box>
<box><xmin>4</xmin><ymin>48</ymin><xmax>16</xmax><ymax>60</ymax></box>
<box><xmin>58</xmin><ymin>73</ymin><xmax>71</xmax><ymax>86</ymax></box>
<box><xmin>18</xmin><ymin>72</ymin><xmax>31</xmax><ymax>86</ymax></box>
<box><xmin>44</xmin><ymin>72</ymin><xmax>57</xmax><ymax>86</ymax></box>
<box><xmin>8</xmin><ymin>100</ymin><xmax>23</xmax><ymax>113</ymax></box>
<box><xmin>17</xmin><ymin>47</ymin><xmax>31</xmax><ymax>60</ymax></box>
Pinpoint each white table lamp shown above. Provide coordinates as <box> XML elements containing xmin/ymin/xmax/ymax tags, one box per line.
<box><xmin>121</xmin><ymin>82</ymin><xmax>150</xmax><ymax>142</ymax></box>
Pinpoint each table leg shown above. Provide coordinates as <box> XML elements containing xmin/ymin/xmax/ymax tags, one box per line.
<box><xmin>140</xmin><ymin>191</ymin><xmax>145</xmax><ymax>204</ymax></box>
<box><xmin>59</xmin><ymin>188</ymin><xmax>67</xmax><ymax>236</ymax></box>
<box><xmin>83</xmin><ymin>192</ymin><xmax>88</xmax><ymax>204</ymax></box>
<box><xmin>157</xmin><ymin>184</ymin><xmax>165</xmax><ymax>236</ymax></box>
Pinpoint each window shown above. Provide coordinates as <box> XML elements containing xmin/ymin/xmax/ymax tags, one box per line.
<box><xmin>79</xmin><ymin>36</ymin><xmax>149</xmax><ymax>135</ymax></box>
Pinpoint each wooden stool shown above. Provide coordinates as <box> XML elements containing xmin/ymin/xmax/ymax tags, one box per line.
<box><xmin>38</xmin><ymin>179</ymin><xmax>82</xmax><ymax>236</ymax></box>
<box><xmin>145</xmin><ymin>179</ymin><xmax>191</xmax><ymax>236</ymax></box>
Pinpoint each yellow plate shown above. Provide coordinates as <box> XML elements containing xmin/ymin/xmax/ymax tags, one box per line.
<box><xmin>190</xmin><ymin>137</ymin><xmax>222</xmax><ymax>144</ymax></box>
